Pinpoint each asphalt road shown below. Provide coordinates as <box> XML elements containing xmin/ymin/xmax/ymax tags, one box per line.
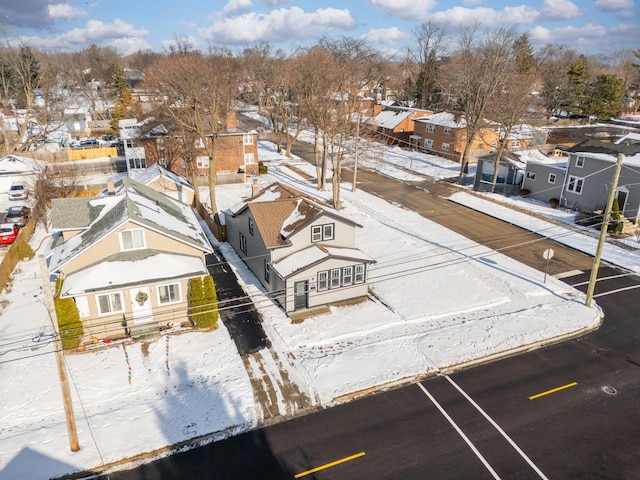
<box><xmin>97</xmin><ymin>268</ymin><xmax>640</xmax><ymax>480</ymax></box>
<box><xmin>92</xmin><ymin>141</ymin><xmax>640</xmax><ymax>479</ymax></box>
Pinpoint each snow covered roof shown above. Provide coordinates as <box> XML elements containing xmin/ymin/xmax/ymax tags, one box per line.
<box><xmin>49</xmin><ymin>177</ymin><xmax>212</xmax><ymax>273</ymax></box>
<box><xmin>368</xmin><ymin>110</ymin><xmax>413</xmax><ymax>130</ymax></box>
<box><xmin>513</xmin><ymin>149</ymin><xmax>567</xmax><ymax>168</ymax></box>
<box><xmin>227</xmin><ymin>182</ymin><xmax>361</xmax><ymax>249</ymax></box>
<box><xmin>416</xmin><ymin>111</ymin><xmax>467</xmax><ymax>128</ymax></box>
<box><xmin>129</xmin><ymin>164</ymin><xmax>194</xmax><ymax>192</ymax></box>
<box><xmin>567</xmin><ymin>139</ymin><xmax>640</xmax><ymax>167</ymax></box>
<box><xmin>60</xmin><ymin>251</ymin><xmax>208</xmax><ymax>296</ymax></box>
<box><xmin>273</xmin><ymin>244</ymin><xmax>375</xmax><ymax>279</ymax></box>
<box><xmin>0</xmin><ymin>154</ymin><xmax>47</xmax><ymax>175</ymax></box>
<box><xmin>615</xmin><ymin>132</ymin><xmax>640</xmax><ymax>145</ymax></box>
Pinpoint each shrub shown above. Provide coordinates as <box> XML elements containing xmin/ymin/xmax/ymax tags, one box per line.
<box><xmin>519</xmin><ymin>189</ymin><xmax>531</xmax><ymax>197</ymax></box>
<box><xmin>609</xmin><ymin>198</ymin><xmax>623</xmax><ymax>233</ymax></box>
<box><xmin>258</xmin><ymin>161</ymin><xmax>268</xmax><ymax>174</ymax></box>
<box><xmin>16</xmin><ymin>241</ymin><xmax>35</xmax><ymax>260</ymax></box>
<box><xmin>200</xmin><ymin>275</ymin><xmax>219</xmax><ymax>329</ymax></box>
<box><xmin>53</xmin><ymin>279</ymin><xmax>83</xmax><ymax>349</ymax></box>
<box><xmin>188</xmin><ymin>277</ymin><xmax>205</xmax><ymax>327</ymax></box>
<box><xmin>549</xmin><ymin>198</ymin><xmax>559</xmax><ymax>209</ymax></box>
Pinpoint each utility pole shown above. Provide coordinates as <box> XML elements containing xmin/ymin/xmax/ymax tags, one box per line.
<box><xmin>585</xmin><ymin>153</ymin><xmax>624</xmax><ymax>307</ymax></box>
<box><xmin>352</xmin><ymin>111</ymin><xmax>361</xmax><ymax>192</ymax></box>
<box><xmin>39</xmin><ymin>255</ymin><xmax>80</xmax><ymax>452</ymax></box>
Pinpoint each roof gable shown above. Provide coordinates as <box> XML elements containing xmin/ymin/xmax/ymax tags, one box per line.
<box><xmin>49</xmin><ymin>177</ymin><xmax>211</xmax><ymax>272</ymax></box>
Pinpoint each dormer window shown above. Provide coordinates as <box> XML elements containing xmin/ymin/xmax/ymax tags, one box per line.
<box><xmin>311</xmin><ymin>223</ymin><xmax>334</xmax><ymax>242</ymax></box>
<box><xmin>120</xmin><ymin>228</ymin><xmax>145</xmax><ymax>250</ymax></box>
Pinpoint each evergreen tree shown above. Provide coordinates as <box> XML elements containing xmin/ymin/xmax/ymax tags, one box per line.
<box><xmin>609</xmin><ymin>198</ymin><xmax>623</xmax><ymax>233</ymax></box>
<box><xmin>567</xmin><ymin>55</ymin><xmax>589</xmax><ymax>115</ymax></box>
<box><xmin>585</xmin><ymin>74</ymin><xmax>625</xmax><ymax>119</ymax></box>
<box><xmin>200</xmin><ymin>275</ymin><xmax>219</xmax><ymax>329</ymax></box>
<box><xmin>188</xmin><ymin>277</ymin><xmax>205</xmax><ymax>327</ymax></box>
<box><xmin>109</xmin><ymin>65</ymin><xmax>140</xmax><ymax>134</ymax></box>
<box><xmin>53</xmin><ymin>279</ymin><xmax>83</xmax><ymax>350</ymax></box>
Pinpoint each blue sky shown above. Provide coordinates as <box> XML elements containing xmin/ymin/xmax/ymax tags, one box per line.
<box><xmin>0</xmin><ymin>0</ymin><xmax>637</xmax><ymax>57</ymax></box>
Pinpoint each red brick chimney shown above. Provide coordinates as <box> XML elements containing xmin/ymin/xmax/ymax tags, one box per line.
<box><xmin>226</xmin><ymin>111</ymin><xmax>237</xmax><ymax>130</ymax></box>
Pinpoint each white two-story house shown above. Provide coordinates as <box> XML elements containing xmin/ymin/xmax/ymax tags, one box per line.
<box><xmin>225</xmin><ymin>183</ymin><xmax>375</xmax><ymax>314</ymax></box>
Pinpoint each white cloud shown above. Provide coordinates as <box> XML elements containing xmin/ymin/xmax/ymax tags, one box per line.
<box><xmin>501</xmin><ymin>5</ymin><xmax>538</xmax><ymax>24</ymax></box>
<box><xmin>539</xmin><ymin>0</ymin><xmax>581</xmax><ymax>21</ymax></box>
<box><xmin>528</xmin><ymin>23</ymin><xmax>607</xmax><ymax>49</ymax></box>
<box><xmin>222</xmin><ymin>0</ymin><xmax>253</xmax><ymax>17</ymax></box>
<box><xmin>594</xmin><ymin>0</ymin><xmax>634</xmax><ymax>10</ymax></box>
<box><xmin>258</xmin><ymin>0</ymin><xmax>291</xmax><ymax>6</ymax></box>
<box><xmin>48</xmin><ymin>4</ymin><xmax>86</xmax><ymax>20</ymax></box>
<box><xmin>431</xmin><ymin>6</ymin><xmax>498</xmax><ymax>27</ymax></box>
<box><xmin>463</xmin><ymin>0</ymin><xmax>483</xmax><ymax>5</ymax></box>
<box><xmin>365</xmin><ymin>0</ymin><xmax>437</xmax><ymax>21</ymax></box>
<box><xmin>22</xmin><ymin>19</ymin><xmax>150</xmax><ymax>54</ymax></box>
<box><xmin>201</xmin><ymin>6</ymin><xmax>355</xmax><ymax>44</ymax></box>
<box><xmin>361</xmin><ymin>27</ymin><xmax>408</xmax><ymax>45</ymax></box>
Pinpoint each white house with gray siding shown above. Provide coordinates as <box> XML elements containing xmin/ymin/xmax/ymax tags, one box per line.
<box><xmin>225</xmin><ymin>183</ymin><xmax>375</xmax><ymax>314</ymax></box>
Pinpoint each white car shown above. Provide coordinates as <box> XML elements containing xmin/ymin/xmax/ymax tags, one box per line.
<box><xmin>8</xmin><ymin>182</ymin><xmax>28</xmax><ymax>201</ymax></box>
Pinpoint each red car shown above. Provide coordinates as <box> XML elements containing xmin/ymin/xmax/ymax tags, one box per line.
<box><xmin>0</xmin><ymin>223</ymin><xmax>20</xmax><ymax>245</ymax></box>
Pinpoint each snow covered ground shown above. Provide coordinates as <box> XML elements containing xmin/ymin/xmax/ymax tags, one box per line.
<box><xmin>0</xmin><ymin>140</ymin><xmax>628</xmax><ymax>480</ymax></box>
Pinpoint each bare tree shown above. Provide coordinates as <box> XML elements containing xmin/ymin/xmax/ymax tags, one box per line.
<box><xmin>443</xmin><ymin>25</ymin><xmax>519</xmax><ymax>180</ymax></box>
<box><xmin>142</xmin><ymin>50</ymin><xmax>240</xmax><ymax>213</ymax></box>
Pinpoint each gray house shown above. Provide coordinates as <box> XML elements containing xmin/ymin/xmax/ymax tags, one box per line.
<box><xmin>559</xmin><ymin>139</ymin><xmax>640</xmax><ymax>225</ymax></box>
<box><xmin>519</xmin><ymin>149</ymin><xmax>568</xmax><ymax>204</ymax></box>
<box><xmin>225</xmin><ymin>183</ymin><xmax>375</xmax><ymax>314</ymax></box>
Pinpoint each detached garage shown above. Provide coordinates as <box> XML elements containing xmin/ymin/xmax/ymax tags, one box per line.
<box><xmin>0</xmin><ymin>155</ymin><xmax>47</xmax><ymax>193</ymax></box>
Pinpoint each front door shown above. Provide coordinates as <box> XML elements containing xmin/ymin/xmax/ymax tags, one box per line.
<box><xmin>293</xmin><ymin>281</ymin><xmax>308</xmax><ymax>311</ymax></box>
<box><xmin>130</xmin><ymin>287</ymin><xmax>153</xmax><ymax>324</ymax></box>
<box><xmin>616</xmin><ymin>188</ymin><xmax>629</xmax><ymax>215</ymax></box>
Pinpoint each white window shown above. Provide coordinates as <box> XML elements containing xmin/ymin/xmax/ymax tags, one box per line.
<box><xmin>317</xmin><ymin>271</ymin><xmax>328</xmax><ymax>291</ymax></box>
<box><xmin>511</xmin><ymin>140</ymin><xmax>520</xmax><ymax>149</ymax></box>
<box><xmin>158</xmin><ymin>158</ymin><xmax>167</xmax><ymax>167</ymax></box>
<box><xmin>264</xmin><ymin>262</ymin><xmax>270</xmax><ymax>282</ymax></box>
<box><xmin>120</xmin><ymin>229</ymin><xmax>145</xmax><ymax>250</ymax></box>
<box><xmin>424</xmin><ymin>139</ymin><xmax>434</xmax><ymax>149</ymax></box>
<box><xmin>125</xmin><ymin>139</ymin><xmax>133</xmax><ymax>149</ymax></box>
<box><xmin>548</xmin><ymin>173</ymin><xmax>556</xmax><ymax>184</ymax></box>
<box><xmin>443</xmin><ymin>126</ymin><xmax>451</xmax><ymax>135</ymax></box>
<box><xmin>157</xmin><ymin>283</ymin><xmax>180</xmax><ymax>305</ymax></box>
<box><xmin>239</xmin><ymin>232</ymin><xmax>247</xmax><ymax>253</ymax></box>
<box><xmin>426</xmin><ymin>124</ymin><xmax>435</xmax><ymax>133</ymax></box>
<box><xmin>195</xmin><ymin>138</ymin><xmax>205</xmax><ymax>148</ymax></box>
<box><xmin>311</xmin><ymin>223</ymin><xmax>334</xmax><ymax>242</ymax></box>
<box><xmin>248</xmin><ymin>217</ymin><xmax>254</xmax><ymax>235</ymax></box>
<box><xmin>575</xmin><ymin>155</ymin><xmax>585</xmax><ymax>168</ymax></box>
<box><xmin>330</xmin><ymin>269</ymin><xmax>341</xmax><ymax>288</ymax></box>
<box><xmin>342</xmin><ymin>266</ymin><xmax>353</xmax><ymax>285</ymax></box>
<box><xmin>97</xmin><ymin>292</ymin><xmax>124</xmax><ymax>315</ymax></box>
<box><xmin>526</xmin><ymin>171</ymin><xmax>536</xmax><ymax>180</ymax></box>
<box><xmin>354</xmin><ymin>264</ymin><xmax>365</xmax><ymax>283</ymax></box>
<box><xmin>244</xmin><ymin>153</ymin><xmax>255</xmax><ymax>164</ymax></box>
<box><xmin>243</xmin><ymin>133</ymin><xmax>254</xmax><ymax>145</ymax></box>
<box><xmin>442</xmin><ymin>143</ymin><xmax>450</xmax><ymax>152</ymax></box>
<box><xmin>566</xmin><ymin>175</ymin><xmax>584</xmax><ymax>194</ymax></box>
<box><xmin>196</xmin><ymin>156</ymin><xmax>209</xmax><ymax>168</ymax></box>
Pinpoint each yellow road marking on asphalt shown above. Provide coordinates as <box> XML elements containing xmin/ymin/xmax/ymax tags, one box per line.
<box><xmin>294</xmin><ymin>452</ymin><xmax>366</xmax><ymax>478</ymax></box>
<box><xmin>529</xmin><ymin>382</ymin><xmax>577</xmax><ymax>400</ymax></box>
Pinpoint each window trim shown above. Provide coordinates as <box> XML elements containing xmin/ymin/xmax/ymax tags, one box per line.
<box><xmin>119</xmin><ymin>228</ymin><xmax>145</xmax><ymax>251</ymax></box>
<box><xmin>196</xmin><ymin>156</ymin><xmax>209</xmax><ymax>168</ymax></box>
<box><xmin>97</xmin><ymin>291</ymin><xmax>125</xmax><ymax>315</ymax></box>
<box><xmin>354</xmin><ymin>264</ymin><xmax>365</xmax><ymax>283</ymax></box>
<box><xmin>311</xmin><ymin>223</ymin><xmax>335</xmax><ymax>243</ymax></box>
<box><xmin>526</xmin><ymin>171</ymin><xmax>536</xmax><ymax>180</ymax></box>
<box><xmin>342</xmin><ymin>266</ymin><xmax>353</xmax><ymax>285</ymax></box>
<box><xmin>248</xmin><ymin>217</ymin><xmax>254</xmax><ymax>236</ymax></box>
<box><xmin>157</xmin><ymin>282</ymin><xmax>181</xmax><ymax>305</ymax></box>
<box><xmin>239</xmin><ymin>232</ymin><xmax>247</xmax><ymax>254</ymax></box>
<box><xmin>264</xmin><ymin>261</ymin><xmax>270</xmax><ymax>283</ymax></box>
<box><xmin>443</xmin><ymin>126</ymin><xmax>451</xmax><ymax>135</ymax></box>
<box><xmin>243</xmin><ymin>133</ymin><xmax>254</xmax><ymax>145</ymax></box>
<box><xmin>424</xmin><ymin>139</ymin><xmax>434</xmax><ymax>149</ymax></box>
<box><xmin>566</xmin><ymin>175</ymin><xmax>584</xmax><ymax>194</ymax></box>
<box><xmin>442</xmin><ymin>143</ymin><xmax>450</xmax><ymax>152</ymax></box>
<box><xmin>575</xmin><ymin>155</ymin><xmax>585</xmax><ymax>168</ymax></box>
<box><xmin>317</xmin><ymin>271</ymin><xmax>328</xmax><ymax>291</ymax></box>
<box><xmin>548</xmin><ymin>173</ymin><xmax>556</xmax><ymax>184</ymax></box>
<box><xmin>244</xmin><ymin>153</ymin><xmax>255</xmax><ymax>164</ymax></box>
<box><xmin>330</xmin><ymin>268</ymin><xmax>341</xmax><ymax>288</ymax></box>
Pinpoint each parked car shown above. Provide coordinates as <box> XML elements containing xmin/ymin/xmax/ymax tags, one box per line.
<box><xmin>4</xmin><ymin>205</ymin><xmax>31</xmax><ymax>226</ymax></box>
<box><xmin>0</xmin><ymin>223</ymin><xmax>20</xmax><ymax>245</ymax></box>
<box><xmin>8</xmin><ymin>181</ymin><xmax>28</xmax><ymax>200</ymax></box>
<box><xmin>71</xmin><ymin>138</ymin><xmax>99</xmax><ymax>148</ymax></box>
